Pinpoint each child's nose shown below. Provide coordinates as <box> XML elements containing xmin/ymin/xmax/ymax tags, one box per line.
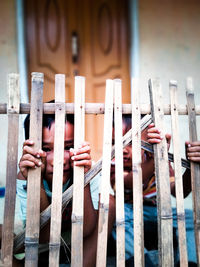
<box><xmin>63</xmin><ymin>150</ymin><xmax>70</xmax><ymax>165</ymax></box>
<box><xmin>123</xmin><ymin>146</ymin><xmax>129</xmax><ymax>154</ymax></box>
<box><xmin>49</xmin><ymin>152</ymin><xmax>54</xmax><ymax>166</ymax></box>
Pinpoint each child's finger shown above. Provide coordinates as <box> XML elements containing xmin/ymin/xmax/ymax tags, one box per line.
<box><xmin>72</xmin><ymin>145</ymin><xmax>91</xmax><ymax>156</ymax></box>
<box><xmin>23</xmin><ymin>139</ymin><xmax>34</xmax><ymax>146</ymax></box>
<box><xmin>147</xmin><ymin>138</ymin><xmax>162</xmax><ymax>144</ymax></box>
<box><xmin>188</xmin><ymin>156</ymin><xmax>200</xmax><ymax>162</ymax></box>
<box><xmin>187</xmin><ymin>145</ymin><xmax>200</xmax><ymax>153</ymax></box>
<box><xmin>148</xmin><ymin>123</ymin><xmax>155</xmax><ymax>129</ymax></box>
<box><xmin>147</xmin><ymin>133</ymin><xmax>162</xmax><ymax>140</ymax></box>
<box><xmin>147</xmin><ymin>127</ymin><xmax>161</xmax><ymax>134</ymax></box>
<box><xmin>22</xmin><ymin>154</ymin><xmax>43</xmax><ymax>167</ymax></box>
<box><xmin>74</xmin><ymin>159</ymin><xmax>92</xmax><ymax>168</ymax></box>
<box><xmin>71</xmin><ymin>153</ymin><xmax>91</xmax><ymax>161</ymax></box>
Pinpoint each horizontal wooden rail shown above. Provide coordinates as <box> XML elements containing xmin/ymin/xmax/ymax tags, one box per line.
<box><xmin>0</xmin><ymin>103</ymin><xmax>200</xmax><ymax>115</ymax></box>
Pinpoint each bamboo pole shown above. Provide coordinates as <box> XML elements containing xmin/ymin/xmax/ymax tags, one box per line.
<box><xmin>25</xmin><ymin>72</ymin><xmax>44</xmax><ymax>267</ymax></box>
<box><xmin>1</xmin><ymin>103</ymin><xmax>200</xmax><ymax>115</ymax></box>
<box><xmin>114</xmin><ymin>79</ymin><xmax>125</xmax><ymax>267</ymax></box>
<box><xmin>170</xmin><ymin>80</ymin><xmax>188</xmax><ymax>267</ymax></box>
<box><xmin>131</xmin><ymin>78</ymin><xmax>144</xmax><ymax>267</ymax></box>
<box><xmin>1</xmin><ymin>74</ymin><xmax>20</xmax><ymax>266</ymax></box>
<box><xmin>14</xmin><ymin>115</ymin><xmax>153</xmax><ymax>253</ymax></box>
<box><xmin>71</xmin><ymin>76</ymin><xmax>85</xmax><ymax>267</ymax></box>
<box><xmin>96</xmin><ymin>79</ymin><xmax>114</xmax><ymax>267</ymax></box>
<box><xmin>186</xmin><ymin>77</ymin><xmax>200</xmax><ymax>265</ymax></box>
<box><xmin>49</xmin><ymin>74</ymin><xmax>66</xmax><ymax>266</ymax></box>
<box><xmin>149</xmin><ymin>78</ymin><xmax>174</xmax><ymax>267</ymax></box>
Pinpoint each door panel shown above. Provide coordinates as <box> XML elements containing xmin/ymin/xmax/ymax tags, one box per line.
<box><xmin>25</xmin><ymin>0</ymin><xmax>130</xmax><ymax>160</ymax></box>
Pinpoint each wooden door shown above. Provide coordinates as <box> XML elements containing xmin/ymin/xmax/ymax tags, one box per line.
<box><xmin>25</xmin><ymin>0</ymin><xmax>130</xmax><ymax>160</ymax></box>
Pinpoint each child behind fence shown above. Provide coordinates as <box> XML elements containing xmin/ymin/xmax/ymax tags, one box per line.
<box><xmin>110</xmin><ymin>114</ymin><xmax>199</xmax><ymax>266</ymax></box>
<box><xmin>16</xmin><ymin>106</ymin><xmax>100</xmax><ymax>266</ymax></box>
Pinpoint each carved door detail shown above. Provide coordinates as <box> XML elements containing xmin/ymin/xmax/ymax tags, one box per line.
<box><xmin>25</xmin><ymin>0</ymin><xmax>130</xmax><ymax>159</ymax></box>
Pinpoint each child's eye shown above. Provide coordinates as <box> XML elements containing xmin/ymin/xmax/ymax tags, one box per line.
<box><xmin>64</xmin><ymin>146</ymin><xmax>71</xmax><ymax>151</ymax></box>
<box><xmin>42</xmin><ymin>147</ymin><xmax>51</xmax><ymax>152</ymax></box>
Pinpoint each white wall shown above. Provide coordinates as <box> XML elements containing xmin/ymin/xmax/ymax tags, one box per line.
<box><xmin>137</xmin><ymin>0</ymin><xmax>200</xmax><ymax>208</ymax></box>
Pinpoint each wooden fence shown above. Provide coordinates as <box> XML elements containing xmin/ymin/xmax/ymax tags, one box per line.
<box><xmin>0</xmin><ymin>72</ymin><xmax>199</xmax><ymax>267</ymax></box>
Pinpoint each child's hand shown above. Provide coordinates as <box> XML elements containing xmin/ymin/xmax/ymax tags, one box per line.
<box><xmin>185</xmin><ymin>141</ymin><xmax>200</xmax><ymax>163</ymax></box>
<box><xmin>147</xmin><ymin>123</ymin><xmax>171</xmax><ymax>151</ymax></box>
<box><xmin>19</xmin><ymin>140</ymin><xmax>46</xmax><ymax>179</ymax></box>
<box><xmin>70</xmin><ymin>141</ymin><xmax>92</xmax><ymax>173</ymax></box>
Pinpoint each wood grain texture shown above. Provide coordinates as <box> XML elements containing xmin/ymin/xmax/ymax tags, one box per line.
<box><xmin>71</xmin><ymin>76</ymin><xmax>85</xmax><ymax>267</ymax></box>
<box><xmin>1</xmin><ymin>103</ymin><xmax>200</xmax><ymax>115</ymax></box>
<box><xmin>149</xmin><ymin>78</ymin><xmax>174</xmax><ymax>267</ymax></box>
<box><xmin>25</xmin><ymin>72</ymin><xmax>43</xmax><ymax>267</ymax></box>
<box><xmin>186</xmin><ymin>77</ymin><xmax>200</xmax><ymax>266</ymax></box>
<box><xmin>170</xmin><ymin>80</ymin><xmax>188</xmax><ymax>267</ymax></box>
<box><xmin>131</xmin><ymin>78</ymin><xmax>144</xmax><ymax>267</ymax></box>
<box><xmin>114</xmin><ymin>79</ymin><xmax>125</xmax><ymax>267</ymax></box>
<box><xmin>49</xmin><ymin>74</ymin><xmax>66</xmax><ymax>267</ymax></box>
<box><xmin>96</xmin><ymin>79</ymin><xmax>114</xmax><ymax>267</ymax></box>
<box><xmin>1</xmin><ymin>74</ymin><xmax>20</xmax><ymax>266</ymax></box>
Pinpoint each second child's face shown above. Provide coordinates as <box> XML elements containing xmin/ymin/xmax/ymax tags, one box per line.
<box><xmin>112</xmin><ymin>122</ymin><xmax>148</xmax><ymax>171</ymax></box>
<box><xmin>42</xmin><ymin>121</ymin><xmax>74</xmax><ymax>185</ymax></box>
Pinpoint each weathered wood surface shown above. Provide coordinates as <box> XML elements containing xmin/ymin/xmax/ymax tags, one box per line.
<box><xmin>25</xmin><ymin>72</ymin><xmax>44</xmax><ymax>267</ymax></box>
<box><xmin>114</xmin><ymin>79</ymin><xmax>125</xmax><ymax>267</ymax></box>
<box><xmin>149</xmin><ymin>78</ymin><xmax>174</xmax><ymax>267</ymax></box>
<box><xmin>1</xmin><ymin>74</ymin><xmax>20</xmax><ymax>267</ymax></box>
<box><xmin>96</xmin><ymin>79</ymin><xmax>114</xmax><ymax>267</ymax></box>
<box><xmin>49</xmin><ymin>75</ymin><xmax>66</xmax><ymax>267</ymax></box>
<box><xmin>170</xmin><ymin>80</ymin><xmax>188</xmax><ymax>267</ymax></box>
<box><xmin>132</xmin><ymin>78</ymin><xmax>144</xmax><ymax>267</ymax></box>
<box><xmin>71</xmin><ymin>76</ymin><xmax>85</xmax><ymax>267</ymax></box>
<box><xmin>186</xmin><ymin>77</ymin><xmax>200</xmax><ymax>266</ymax></box>
<box><xmin>1</xmin><ymin>102</ymin><xmax>200</xmax><ymax>115</ymax></box>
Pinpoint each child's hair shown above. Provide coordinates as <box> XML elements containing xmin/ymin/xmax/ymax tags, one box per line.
<box><xmin>24</xmin><ymin>100</ymin><xmax>74</xmax><ymax>139</ymax></box>
<box><xmin>113</xmin><ymin>114</ymin><xmax>146</xmax><ymax>133</ymax></box>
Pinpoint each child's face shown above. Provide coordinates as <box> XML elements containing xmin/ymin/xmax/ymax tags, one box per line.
<box><xmin>112</xmin><ymin>123</ymin><xmax>148</xmax><ymax>171</ymax></box>
<box><xmin>42</xmin><ymin>121</ymin><xmax>74</xmax><ymax>185</ymax></box>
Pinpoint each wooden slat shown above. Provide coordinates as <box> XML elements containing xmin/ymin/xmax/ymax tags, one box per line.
<box><xmin>13</xmin><ymin>115</ymin><xmax>152</xmax><ymax>253</ymax></box>
<box><xmin>96</xmin><ymin>79</ymin><xmax>114</xmax><ymax>267</ymax></box>
<box><xmin>1</xmin><ymin>74</ymin><xmax>20</xmax><ymax>266</ymax></box>
<box><xmin>170</xmin><ymin>80</ymin><xmax>188</xmax><ymax>267</ymax></box>
<box><xmin>1</xmin><ymin>103</ymin><xmax>200</xmax><ymax>115</ymax></box>
<box><xmin>131</xmin><ymin>78</ymin><xmax>144</xmax><ymax>267</ymax></box>
<box><xmin>114</xmin><ymin>79</ymin><xmax>125</xmax><ymax>267</ymax></box>
<box><xmin>49</xmin><ymin>74</ymin><xmax>66</xmax><ymax>266</ymax></box>
<box><xmin>25</xmin><ymin>72</ymin><xmax>44</xmax><ymax>267</ymax></box>
<box><xmin>148</xmin><ymin>78</ymin><xmax>174</xmax><ymax>267</ymax></box>
<box><xmin>186</xmin><ymin>77</ymin><xmax>200</xmax><ymax>265</ymax></box>
<box><xmin>71</xmin><ymin>76</ymin><xmax>85</xmax><ymax>267</ymax></box>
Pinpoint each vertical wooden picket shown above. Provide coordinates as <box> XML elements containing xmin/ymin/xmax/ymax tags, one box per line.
<box><xmin>114</xmin><ymin>79</ymin><xmax>125</xmax><ymax>267</ymax></box>
<box><xmin>1</xmin><ymin>74</ymin><xmax>20</xmax><ymax>266</ymax></box>
<box><xmin>49</xmin><ymin>74</ymin><xmax>66</xmax><ymax>266</ymax></box>
<box><xmin>186</xmin><ymin>77</ymin><xmax>200</xmax><ymax>265</ymax></box>
<box><xmin>131</xmin><ymin>78</ymin><xmax>144</xmax><ymax>267</ymax></box>
<box><xmin>71</xmin><ymin>76</ymin><xmax>85</xmax><ymax>267</ymax></box>
<box><xmin>149</xmin><ymin>78</ymin><xmax>174</xmax><ymax>267</ymax></box>
<box><xmin>96</xmin><ymin>79</ymin><xmax>114</xmax><ymax>267</ymax></box>
<box><xmin>170</xmin><ymin>80</ymin><xmax>188</xmax><ymax>267</ymax></box>
<box><xmin>25</xmin><ymin>72</ymin><xmax>44</xmax><ymax>267</ymax></box>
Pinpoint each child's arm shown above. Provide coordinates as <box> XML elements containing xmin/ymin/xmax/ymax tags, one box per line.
<box><xmin>70</xmin><ymin>142</ymin><xmax>97</xmax><ymax>237</ymax></box>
